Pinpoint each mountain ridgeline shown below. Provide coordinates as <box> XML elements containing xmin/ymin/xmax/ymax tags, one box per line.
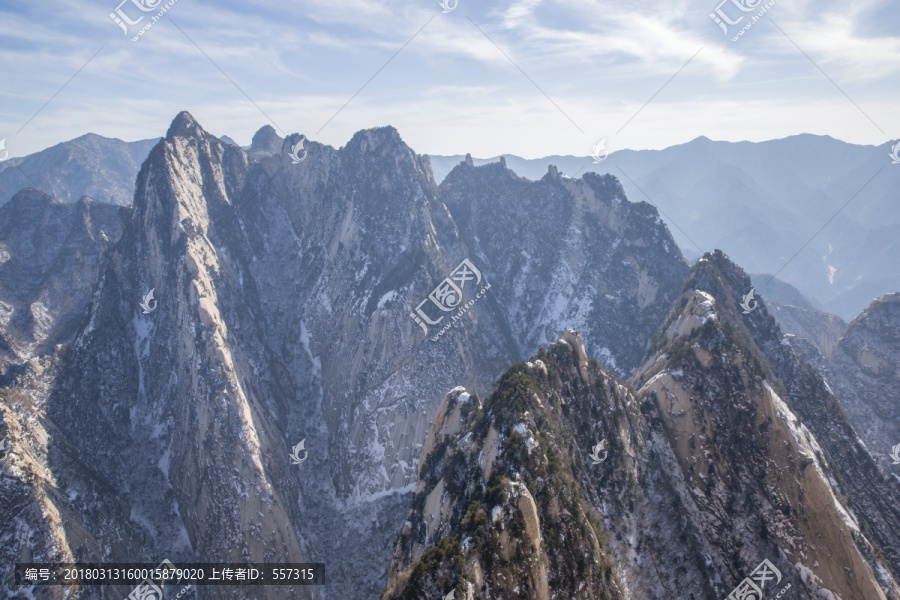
<box><xmin>5</xmin><ymin>130</ymin><xmax>898</xmax><ymax>320</ymax></box>
<box><xmin>0</xmin><ymin>113</ymin><xmax>897</xmax><ymax>600</ymax></box>
<box><xmin>0</xmin><ymin>112</ymin><xmax>688</xmax><ymax>599</ymax></box>
<box><xmin>385</xmin><ymin>254</ymin><xmax>900</xmax><ymax>600</ymax></box>
<box><xmin>431</xmin><ymin>136</ymin><xmax>900</xmax><ymax>321</ymax></box>
<box><xmin>0</xmin><ymin>134</ymin><xmax>159</xmax><ymax>207</ymax></box>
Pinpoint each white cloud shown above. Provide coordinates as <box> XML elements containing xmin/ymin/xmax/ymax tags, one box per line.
<box><xmin>0</xmin><ymin>0</ymin><xmax>896</xmax><ymax>158</ymax></box>
<box><xmin>768</xmin><ymin>14</ymin><xmax>900</xmax><ymax>81</ymax></box>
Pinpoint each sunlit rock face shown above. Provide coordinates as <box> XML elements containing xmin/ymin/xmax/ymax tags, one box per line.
<box><xmin>385</xmin><ymin>254</ymin><xmax>899</xmax><ymax>600</ymax></box>
<box><xmin>0</xmin><ymin>112</ymin><xmax>687</xmax><ymax>599</ymax></box>
<box><xmin>2</xmin><ymin>114</ymin><xmax>897</xmax><ymax>600</ymax></box>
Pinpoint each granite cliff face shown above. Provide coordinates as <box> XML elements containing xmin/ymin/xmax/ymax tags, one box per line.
<box><xmin>819</xmin><ymin>294</ymin><xmax>900</xmax><ymax>474</ymax></box>
<box><xmin>385</xmin><ymin>256</ymin><xmax>900</xmax><ymax>599</ymax></box>
<box><xmin>0</xmin><ymin>189</ymin><xmax>125</xmax><ymax>375</ymax></box>
<box><xmin>0</xmin><ymin>113</ymin><xmax>692</xmax><ymax>599</ymax></box>
<box><xmin>1</xmin><ymin>115</ymin><xmax>897</xmax><ymax>599</ymax></box>
<box><xmin>750</xmin><ymin>274</ymin><xmax>849</xmax><ymax>359</ymax></box>
<box><xmin>439</xmin><ymin>160</ymin><xmax>689</xmax><ymax>376</ymax></box>
<box><xmin>766</xmin><ymin>300</ymin><xmax>847</xmax><ymax>359</ymax></box>
<box><xmin>632</xmin><ymin>253</ymin><xmax>899</xmax><ymax>599</ymax></box>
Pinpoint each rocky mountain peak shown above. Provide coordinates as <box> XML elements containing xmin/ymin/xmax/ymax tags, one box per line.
<box><xmin>133</xmin><ymin>113</ymin><xmax>223</xmax><ymax>251</ymax></box>
<box><xmin>341</xmin><ymin>126</ymin><xmax>417</xmax><ymax>167</ymax></box>
<box><xmin>630</xmin><ymin>252</ymin><xmax>900</xmax><ymax>600</ymax></box>
<box><xmin>5</xmin><ymin>187</ymin><xmax>61</xmax><ymax>213</ymax></box>
<box><xmin>385</xmin><ymin>338</ymin><xmax>635</xmax><ymax>600</ymax></box>
<box><xmin>4</xmin><ymin>117</ymin><xmax>899</xmax><ymax>600</ymax></box>
<box><xmin>851</xmin><ymin>292</ymin><xmax>900</xmax><ymax>327</ymax></box>
<box><xmin>559</xmin><ymin>328</ymin><xmax>587</xmax><ymax>368</ymax></box>
<box><xmin>250</xmin><ymin>123</ymin><xmax>283</xmax><ymax>154</ymax></box>
<box><xmin>165</xmin><ymin>110</ymin><xmax>205</xmax><ymax>141</ymax></box>
<box><xmin>678</xmin><ymin>250</ymin><xmax>772</xmax><ymax>327</ymax></box>
<box><xmin>693</xmin><ymin>249</ymin><xmax>750</xmax><ymax>289</ymax></box>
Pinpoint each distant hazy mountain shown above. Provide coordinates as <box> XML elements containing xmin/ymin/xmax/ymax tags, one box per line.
<box><xmin>430</xmin><ymin>136</ymin><xmax>900</xmax><ymax>320</ymax></box>
<box><xmin>748</xmin><ymin>273</ymin><xmax>848</xmax><ymax>358</ymax></box>
<box><xmin>750</xmin><ymin>272</ymin><xmax>820</xmax><ymax>310</ymax></box>
<box><xmin>0</xmin><ymin>133</ymin><xmax>159</xmax><ymax>207</ymax></box>
<box><xmin>7</xmin><ymin>132</ymin><xmax>895</xmax><ymax>318</ymax></box>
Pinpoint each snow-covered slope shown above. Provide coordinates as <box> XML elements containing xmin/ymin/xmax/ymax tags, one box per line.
<box><xmin>431</xmin><ymin>136</ymin><xmax>900</xmax><ymax>320</ymax></box>
<box><xmin>0</xmin><ymin>188</ymin><xmax>124</xmax><ymax>374</ymax></box>
<box><xmin>821</xmin><ymin>293</ymin><xmax>900</xmax><ymax>474</ymax></box>
<box><xmin>2</xmin><ymin>115</ymin><xmax>897</xmax><ymax>600</ymax></box>
<box><xmin>385</xmin><ymin>255</ymin><xmax>900</xmax><ymax>599</ymax></box>
<box><xmin>439</xmin><ymin>157</ymin><xmax>689</xmax><ymax>376</ymax></box>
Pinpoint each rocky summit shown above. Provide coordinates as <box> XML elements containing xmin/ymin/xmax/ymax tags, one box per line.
<box><xmin>385</xmin><ymin>253</ymin><xmax>900</xmax><ymax>600</ymax></box>
<box><xmin>1</xmin><ymin>113</ymin><xmax>898</xmax><ymax>600</ymax></box>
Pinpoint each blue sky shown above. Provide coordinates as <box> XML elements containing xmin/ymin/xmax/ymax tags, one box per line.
<box><xmin>0</xmin><ymin>0</ymin><xmax>898</xmax><ymax>159</ymax></box>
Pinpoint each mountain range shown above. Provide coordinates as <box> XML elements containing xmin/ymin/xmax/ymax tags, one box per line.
<box><xmin>430</xmin><ymin>136</ymin><xmax>900</xmax><ymax>321</ymax></box>
<box><xmin>0</xmin><ymin>134</ymin><xmax>158</xmax><ymax>207</ymax></box>
<box><xmin>0</xmin><ymin>113</ymin><xmax>898</xmax><ymax>600</ymax></box>
<box><xmin>4</xmin><ymin>130</ymin><xmax>896</xmax><ymax>320</ymax></box>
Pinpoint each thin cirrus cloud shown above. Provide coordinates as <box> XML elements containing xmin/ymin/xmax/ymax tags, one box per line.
<box><xmin>772</xmin><ymin>14</ymin><xmax>900</xmax><ymax>81</ymax></box>
<box><xmin>0</xmin><ymin>0</ymin><xmax>895</xmax><ymax>159</ymax></box>
<box><xmin>492</xmin><ymin>0</ymin><xmax>743</xmax><ymax>79</ymax></box>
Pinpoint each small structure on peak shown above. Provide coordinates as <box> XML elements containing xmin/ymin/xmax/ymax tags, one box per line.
<box><xmin>499</xmin><ymin>156</ymin><xmax>506</xmax><ymax>168</ymax></box>
<box><xmin>547</xmin><ymin>164</ymin><xmax>559</xmax><ymax>180</ymax></box>
<box><xmin>464</xmin><ymin>153</ymin><xmax>474</xmax><ymax>167</ymax></box>
<box><xmin>560</xmin><ymin>328</ymin><xmax>588</xmax><ymax>368</ymax></box>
